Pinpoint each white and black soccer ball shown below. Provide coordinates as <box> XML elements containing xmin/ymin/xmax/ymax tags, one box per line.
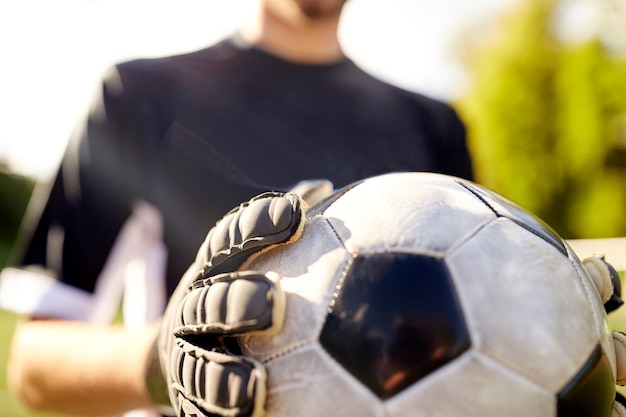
<box><xmin>238</xmin><ymin>172</ymin><xmax>616</xmax><ymax>417</ymax></box>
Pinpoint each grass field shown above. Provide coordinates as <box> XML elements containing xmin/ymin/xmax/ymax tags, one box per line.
<box><xmin>0</xmin><ymin>310</ymin><xmax>22</xmax><ymax>417</ymax></box>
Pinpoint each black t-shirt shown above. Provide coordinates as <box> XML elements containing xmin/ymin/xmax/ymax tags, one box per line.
<box><xmin>17</xmin><ymin>36</ymin><xmax>473</xmax><ymax>297</ymax></box>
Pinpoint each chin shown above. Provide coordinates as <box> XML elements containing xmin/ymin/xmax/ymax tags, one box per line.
<box><xmin>295</xmin><ymin>0</ymin><xmax>347</xmax><ymax>19</ymax></box>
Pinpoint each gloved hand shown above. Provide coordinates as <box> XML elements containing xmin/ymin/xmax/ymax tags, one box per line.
<box><xmin>145</xmin><ymin>191</ymin><xmax>308</xmax><ymax>417</ymax></box>
<box><xmin>581</xmin><ymin>256</ymin><xmax>626</xmax><ymax>417</ymax></box>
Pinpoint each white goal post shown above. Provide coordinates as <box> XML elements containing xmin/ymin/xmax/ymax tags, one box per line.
<box><xmin>567</xmin><ymin>238</ymin><xmax>626</xmax><ymax>273</ymax></box>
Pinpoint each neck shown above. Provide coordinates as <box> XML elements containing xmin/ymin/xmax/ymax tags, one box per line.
<box><xmin>239</xmin><ymin>1</ymin><xmax>344</xmax><ymax>64</ymax></box>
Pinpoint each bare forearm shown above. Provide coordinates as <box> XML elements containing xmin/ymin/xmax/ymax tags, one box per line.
<box><xmin>8</xmin><ymin>320</ymin><xmax>159</xmax><ymax>416</ymax></box>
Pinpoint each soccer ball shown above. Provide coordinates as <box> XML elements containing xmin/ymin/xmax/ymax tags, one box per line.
<box><xmin>238</xmin><ymin>172</ymin><xmax>616</xmax><ymax>417</ymax></box>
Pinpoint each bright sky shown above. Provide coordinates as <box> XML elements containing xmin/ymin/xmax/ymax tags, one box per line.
<box><xmin>0</xmin><ymin>0</ymin><xmax>516</xmax><ymax>180</ymax></box>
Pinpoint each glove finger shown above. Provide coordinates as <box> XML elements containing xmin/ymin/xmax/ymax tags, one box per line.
<box><xmin>287</xmin><ymin>179</ymin><xmax>334</xmax><ymax>207</ymax></box>
<box><xmin>614</xmin><ymin>332</ymin><xmax>626</xmax><ymax>385</ymax></box>
<box><xmin>171</xmin><ymin>339</ymin><xmax>266</xmax><ymax>417</ymax></box>
<box><xmin>176</xmin><ymin>271</ymin><xmax>285</xmax><ymax>337</ymax></box>
<box><xmin>583</xmin><ymin>256</ymin><xmax>624</xmax><ymax>313</ymax></box>
<box><xmin>200</xmin><ymin>193</ymin><xmax>305</xmax><ymax>277</ymax></box>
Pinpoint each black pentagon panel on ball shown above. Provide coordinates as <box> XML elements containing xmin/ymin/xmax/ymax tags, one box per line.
<box><xmin>457</xmin><ymin>180</ymin><xmax>567</xmax><ymax>256</ymax></box>
<box><xmin>556</xmin><ymin>344</ymin><xmax>615</xmax><ymax>417</ymax></box>
<box><xmin>319</xmin><ymin>253</ymin><xmax>471</xmax><ymax>400</ymax></box>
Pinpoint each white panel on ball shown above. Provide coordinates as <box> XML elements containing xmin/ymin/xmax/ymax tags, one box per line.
<box><xmin>386</xmin><ymin>350</ymin><xmax>554</xmax><ymax>417</ymax></box>
<box><xmin>446</xmin><ymin>218</ymin><xmax>600</xmax><ymax>392</ymax></box>
<box><xmin>263</xmin><ymin>344</ymin><xmax>383</xmax><ymax>417</ymax></box>
<box><xmin>323</xmin><ymin>173</ymin><xmax>496</xmax><ymax>255</ymax></box>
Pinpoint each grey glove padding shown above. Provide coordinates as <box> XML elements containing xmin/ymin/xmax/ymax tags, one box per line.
<box><xmin>176</xmin><ymin>271</ymin><xmax>285</xmax><ymax>337</ymax></box>
<box><xmin>149</xmin><ymin>192</ymin><xmax>305</xmax><ymax>417</ymax></box>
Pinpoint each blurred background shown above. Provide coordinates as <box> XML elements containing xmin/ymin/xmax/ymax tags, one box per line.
<box><xmin>1</xmin><ymin>0</ymin><xmax>625</xmax><ymax>415</ymax></box>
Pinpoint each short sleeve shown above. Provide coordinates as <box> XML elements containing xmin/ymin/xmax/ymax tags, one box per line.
<box><xmin>0</xmin><ymin>66</ymin><xmax>142</xmax><ymax>318</ymax></box>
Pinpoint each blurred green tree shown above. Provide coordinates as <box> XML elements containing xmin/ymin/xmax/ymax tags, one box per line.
<box><xmin>457</xmin><ymin>0</ymin><xmax>626</xmax><ymax>238</ymax></box>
